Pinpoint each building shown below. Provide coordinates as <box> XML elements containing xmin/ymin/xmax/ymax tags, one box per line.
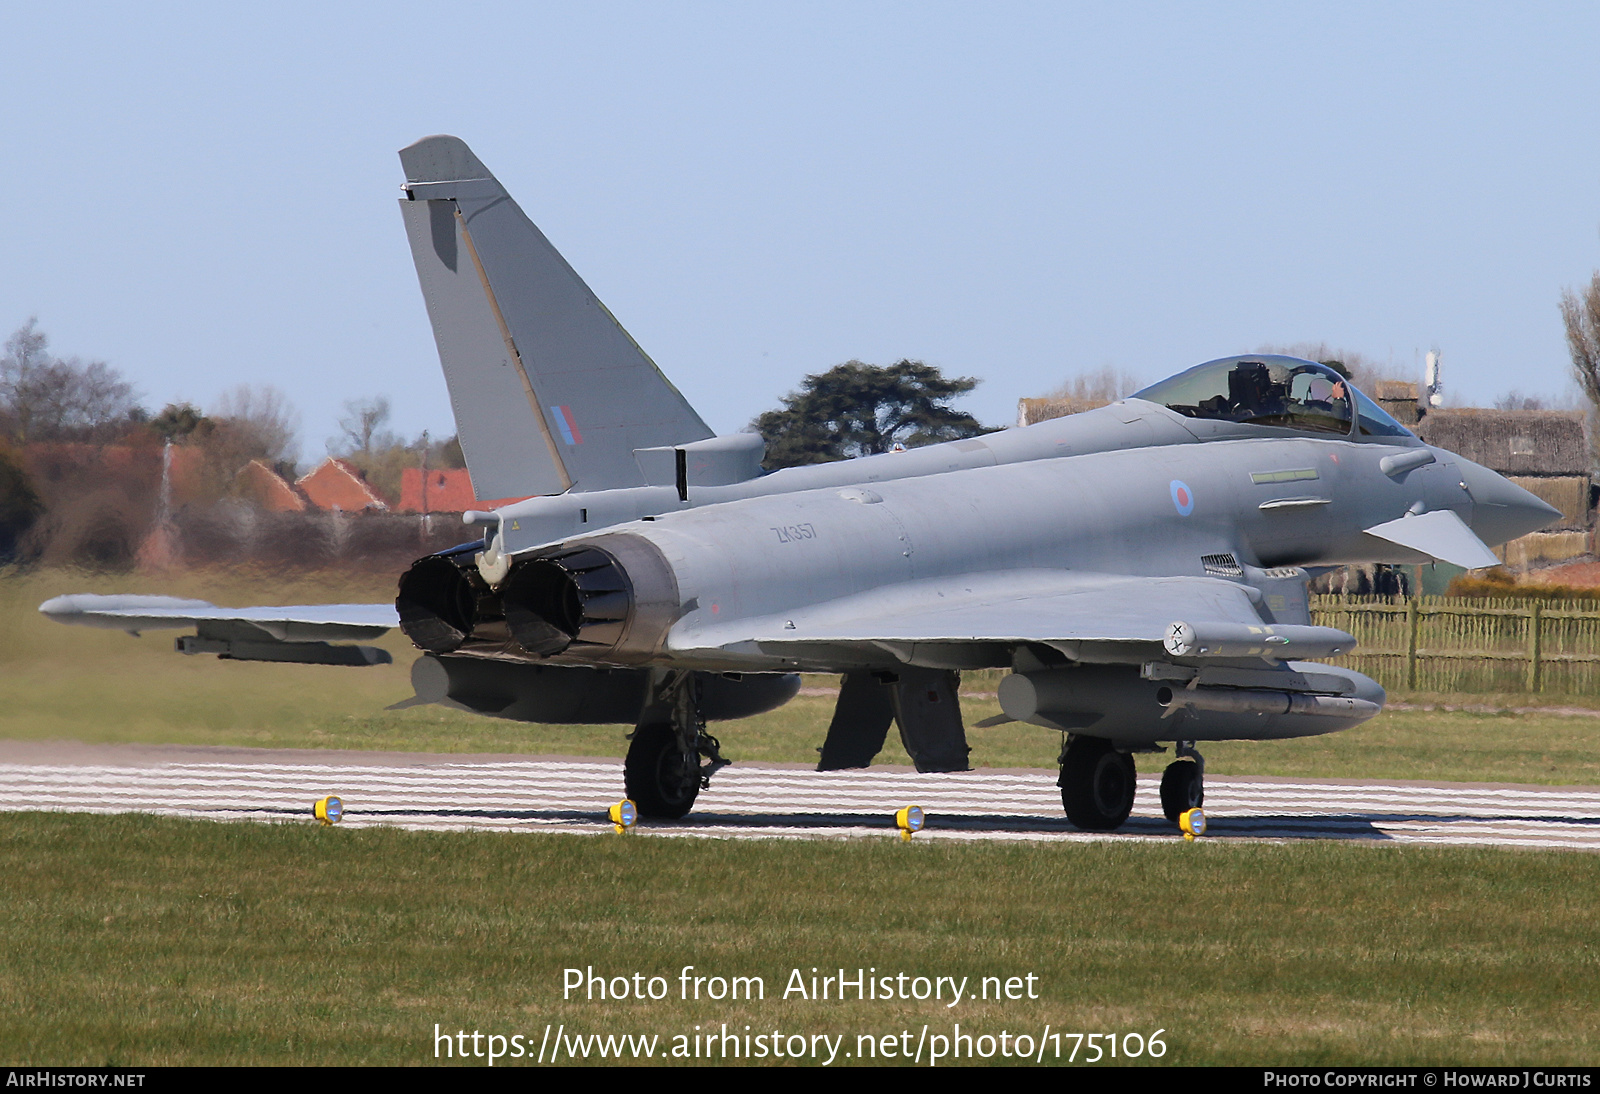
<box><xmin>396</xmin><ymin>467</ymin><xmax>530</xmax><ymax>513</ymax></box>
<box><xmin>1016</xmin><ymin>396</ymin><xmax>1114</xmax><ymax>427</ymax></box>
<box><xmin>1372</xmin><ymin>380</ymin><xmax>1423</xmax><ymax>427</ymax></box>
<box><xmin>233</xmin><ymin>460</ymin><xmax>305</xmax><ymax>512</ymax></box>
<box><xmin>23</xmin><ymin>441</ymin><xmax>207</xmax><ymax>507</ymax></box>
<box><xmin>1414</xmin><ymin>407</ymin><xmax>1592</xmax><ymax>569</ymax></box>
<box><xmin>295</xmin><ymin>457</ymin><xmax>389</xmax><ymax>512</ymax></box>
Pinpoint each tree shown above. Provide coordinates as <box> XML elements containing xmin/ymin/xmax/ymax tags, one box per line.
<box><xmin>752</xmin><ymin>359</ymin><xmax>988</xmax><ymax>469</ymax></box>
<box><xmin>149</xmin><ymin>402</ymin><xmax>209</xmax><ymax>442</ymax></box>
<box><xmin>0</xmin><ymin>443</ymin><xmax>42</xmax><ymax>558</ymax></box>
<box><xmin>212</xmin><ymin>384</ymin><xmax>299</xmax><ymax>465</ymax></box>
<box><xmin>1493</xmin><ymin>391</ymin><xmax>1548</xmax><ymax>411</ymax></box>
<box><xmin>1046</xmin><ymin>366</ymin><xmax>1142</xmax><ymax>405</ymax></box>
<box><xmin>334</xmin><ymin>396</ymin><xmax>395</xmax><ymax>456</ymax></box>
<box><xmin>435</xmin><ymin>433</ymin><xmax>465</xmax><ymax>469</ymax></box>
<box><xmin>1028</xmin><ymin>366</ymin><xmax>1144</xmax><ymax>417</ymax></box>
<box><xmin>340</xmin><ymin>429</ymin><xmax>459</xmax><ymax>505</ymax></box>
<box><xmin>0</xmin><ymin>318</ymin><xmax>139</xmax><ymax>443</ymax></box>
<box><xmin>194</xmin><ymin>384</ymin><xmax>302</xmax><ymax>497</ymax></box>
<box><xmin>1561</xmin><ymin>273</ymin><xmax>1600</xmax><ymax>454</ymax></box>
<box><xmin>326</xmin><ymin>394</ymin><xmax>463</xmax><ymax>503</ymax></box>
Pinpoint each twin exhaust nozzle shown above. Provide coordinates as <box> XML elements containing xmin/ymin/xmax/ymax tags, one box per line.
<box><xmin>396</xmin><ymin>545</ymin><xmax>632</xmax><ymax>659</ymax></box>
<box><xmin>395</xmin><ymin>533</ymin><xmax>680</xmax><ymax>663</ymax></box>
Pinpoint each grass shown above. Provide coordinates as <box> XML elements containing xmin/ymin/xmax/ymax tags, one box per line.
<box><xmin>2</xmin><ymin>812</ymin><xmax>1597</xmax><ymax>1067</ymax></box>
<box><xmin>5</xmin><ymin>568</ymin><xmax>1600</xmax><ymax>784</ymax></box>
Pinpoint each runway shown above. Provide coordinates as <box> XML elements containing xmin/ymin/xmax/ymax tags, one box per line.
<box><xmin>1</xmin><ymin>742</ymin><xmax>1597</xmax><ymax>850</ymax></box>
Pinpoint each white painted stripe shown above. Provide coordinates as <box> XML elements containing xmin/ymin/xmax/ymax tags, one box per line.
<box><xmin>2</xmin><ymin>758</ymin><xmax>1597</xmax><ymax>851</ymax></box>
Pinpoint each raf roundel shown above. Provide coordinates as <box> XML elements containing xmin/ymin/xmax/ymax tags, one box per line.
<box><xmin>1170</xmin><ymin>479</ymin><xmax>1195</xmax><ymax>516</ymax></box>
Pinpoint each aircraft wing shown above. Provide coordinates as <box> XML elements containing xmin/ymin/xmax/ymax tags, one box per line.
<box><xmin>672</xmin><ymin>570</ymin><xmax>1354</xmax><ymax>663</ymax></box>
<box><xmin>39</xmin><ymin>595</ymin><xmax>398</xmax><ymax>666</ymax></box>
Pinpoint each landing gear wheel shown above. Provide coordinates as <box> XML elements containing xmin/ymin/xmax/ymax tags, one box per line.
<box><xmin>624</xmin><ymin>723</ymin><xmax>700</xmax><ymax>820</ymax></box>
<box><xmin>1059</xmin><ymin>736</ymin><xmax>1136</xmax><ymax>831</ymax></box>
<box><xmin>1159</xmin><ymin>759</ymin><xmax>1203</xmax><ymax>823</ymax></box>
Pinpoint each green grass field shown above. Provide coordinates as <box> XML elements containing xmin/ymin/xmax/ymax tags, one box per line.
<box><xmin>3</xmin><ymin>812</ymin><xmax>1598</xmax><ymax>1067</ymax></box>
<box><xmin>5</xmin><ymin>567</ymin><xmax>1600</xmax><ymax>1067</ymax></box>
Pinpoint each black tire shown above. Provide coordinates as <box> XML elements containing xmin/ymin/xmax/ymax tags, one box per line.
<box><xmin>1059</xmin><ymin>736</ymin><xmax>1136</xmax><ymax>831</ymax></box>
<box><xmin>624</xmin><ymin>723</ymin><xmax>701</xmax><ymax>820</ymax></box>
<box><xmin>1159</xmin><ymin>759</ymin><xmax>1203</xmax><ymax>824</ymax></box>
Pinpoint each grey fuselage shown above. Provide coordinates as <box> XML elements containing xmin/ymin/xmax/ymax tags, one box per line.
<box><xmin>483</xmin><ymin>396</ymin><xmax>1511</xmax><ymax>675</ymax></box>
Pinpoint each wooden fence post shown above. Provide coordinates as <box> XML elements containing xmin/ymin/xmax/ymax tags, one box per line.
<box><xmin>1406</xmin><ymin>597</ymin><xmax>1420</xmax><ymax>691</ymax></box>
<box><xmin>1526</xmin><ymin>602</ymin><xmax>1543</xmax><ymax>692</ymax></box>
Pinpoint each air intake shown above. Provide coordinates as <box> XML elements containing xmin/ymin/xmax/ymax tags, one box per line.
<box><xmin>1201</xmin><ymin>553</ymin><xmax>1243</xmax><ymax>578</ymax></box>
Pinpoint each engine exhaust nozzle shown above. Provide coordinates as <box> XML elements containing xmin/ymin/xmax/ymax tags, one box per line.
<box><xmin>396</xmin><ymin>548</ymin><xmax>492</xmax><ymax>654</ymax></box>
<box><xmin>501</xmin><ymin>547</ymin><xmax>633</xmax><ymax>657</ymax></box>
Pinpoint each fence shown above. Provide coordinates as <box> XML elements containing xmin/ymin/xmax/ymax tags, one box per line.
<box><xmin>1309</xmin><ymin>595</ymin><xmax>1600</xmax><ymax>694</ymax></box>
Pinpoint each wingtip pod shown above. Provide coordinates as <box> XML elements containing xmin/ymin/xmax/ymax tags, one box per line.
<box><xmin>1162</xmin><ymin>621</ymin><xmax>1357</xmax><ymax>660</ymax></box>
<box><xmin>39</xmin><ymin>593</ymin><xmax>216</xmax><ymax>626</ymax></box>
<box><xmin>398</xmin><ymin>135</ymin><xmax>493</xmax><ymax>185</ymax></box>
<box><xmin>38</xmin><ymin>593</ymin><xmax>82</xmax><ymax>619</ymax></box>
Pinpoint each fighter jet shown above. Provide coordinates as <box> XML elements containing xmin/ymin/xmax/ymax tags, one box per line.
<box><xmin>41</xmin><ymin>136</ymin><xmax>1561</xmax><ymax>832</ymax></box>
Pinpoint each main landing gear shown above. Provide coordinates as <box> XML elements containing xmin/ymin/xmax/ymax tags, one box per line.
<box><xmin>1058</xmin><ymin>736</ymin><xmax>1136</xmax><ymax>831</ymax></box>
<box><xmin>624</xmin><ymin>723</ymin><xmax>704</xmax><ymax>819</ymax></box>
<box><xmin>1058</xmin><ymin>736</ymin><xmax>1206</xmax><ymax>831</ymax></box>
<box><xmin>624</xmin><ymin>670</ymin><xmax>728</xmax><ymax>819</ymax></box>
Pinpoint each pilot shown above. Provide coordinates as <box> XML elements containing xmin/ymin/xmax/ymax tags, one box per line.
<box><xmin>1226</xmin><ymin>361</ymin><xmax>1281</xmax><ymax>420</ymax></box>
<box><xmin>1284</xmin><ymin>369</ymin><xmax>1351</xmax><ymax>432</ymax></box>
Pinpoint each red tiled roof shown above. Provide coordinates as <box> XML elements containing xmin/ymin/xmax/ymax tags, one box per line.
<box><xmin>397</xmin><ymin>467</ymin><xmax>531</xmax><ymax>513</ymax></box>
<box><xmin>235</xmin><ymin>460</ymin><xmax>306</xmax><ymax>512</ymax></box>
<box><xmin>296</xmin><ymin>457</ymin><xmax>388</xmax><ymax>511</ymax></box>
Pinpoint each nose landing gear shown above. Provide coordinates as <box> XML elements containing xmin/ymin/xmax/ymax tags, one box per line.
<box><xmin>1159</xmin><ymin>741</ymin><xmax>1205</xmax><ymax>824</ymax></box>
<box><xmin>1057</xmin><ymin>736</ymin><xmax>1206</xmax><ymax>832</ymax></box>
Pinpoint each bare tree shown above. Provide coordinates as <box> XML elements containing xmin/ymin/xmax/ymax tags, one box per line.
<box><xmin>1493</xmin><ymin>391</ymin><xmax>1548</xmax><ymax>411</ymax></box>
<box><xmin>1561</xmin><ymin>273</ymin><xmax>1600</xmax><ymax>408</ymax></box>
<box><xmin>333</xmin><ymin>396</ymin><xmax>395</xmax><ymax>456</ymax></box>
<box><xmin>0</xmin><ymin>321</ymin><xmax>50</xmax><ymax>443</ymax></box>
<box><xmin>1560</xmin><ymin>272</ymin><xmax>1600</xmax><ymax>467</ymax></box>
<box><xmin>0</xmin><ymin>318</ymin><xmax>138</xmax><ymax>443</ymax></box>
<box><xmin>208</xmin><ymin>384</ymin><xmax>300</xmax><ymax>471</ymax></box>
<box><xmin>1046</xmin><ymin>366</ymin><xmax>1143</xmax><ymax>405</ymax></box>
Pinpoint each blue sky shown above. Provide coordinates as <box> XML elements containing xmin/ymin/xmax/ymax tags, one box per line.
<box><xmin>5</xmin><ymin>2</ymin><xmax>1599</xmax><ymax>463</ymax></box>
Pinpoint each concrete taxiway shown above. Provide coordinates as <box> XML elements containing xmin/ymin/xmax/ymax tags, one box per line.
<box><xmin>0</xmin><ymin>742</ymin><xmax>1596</xmax><ymax>850</ymax></box>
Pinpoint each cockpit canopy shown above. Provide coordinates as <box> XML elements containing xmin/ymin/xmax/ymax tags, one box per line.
<box><xmin>1133</xmin><ymin>355</ymin><xmax>1413</xmax><ymax>438</ymax></box>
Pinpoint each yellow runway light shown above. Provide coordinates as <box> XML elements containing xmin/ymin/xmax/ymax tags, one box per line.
<box><xmin>1179</xmin><ymin>807</ymin><xmax>1207</xmax><ymax>841</ymax></box>
<box><xmin>314</xmin><ymin>796</ymin><xmax>343</xmax><ymax>826</ymax></box>
<box><xmin>895</xmin><ymin>805</ymin><xmax>926</xmax><ymax>841</ymax></box>
<box><xmin>609</xmin><ymin>799</ymin><xmax>638</xmax><ymax>834</ymax></box>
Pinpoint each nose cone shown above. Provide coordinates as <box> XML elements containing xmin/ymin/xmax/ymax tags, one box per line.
<box><xmin>1458</xmin><ymin>458</ymin><xmax>1563</xmax><ymax>546</ymax></box>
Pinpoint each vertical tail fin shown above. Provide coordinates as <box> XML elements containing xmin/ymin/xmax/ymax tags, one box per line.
<box><xmin>398</xmin><ymin>135</ymin><xmax>713</xmax><ymax>497</ymax></box>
